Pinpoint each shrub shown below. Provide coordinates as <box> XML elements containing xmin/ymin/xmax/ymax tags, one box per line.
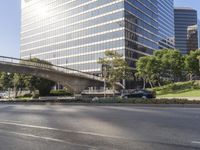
<box><xmin>74</xmin><ymin>97</ymin><xmax>200</xmax><ymax>104</ymax></box>
<box><xmin>23</xmin><ymin>93</ymin><xmax>33</xmax><ymax>98</ymax></box>
<box><xmin>16</xmin><ymin>93</ymin><xmax>32</xmax><ymax>99</ymax></box>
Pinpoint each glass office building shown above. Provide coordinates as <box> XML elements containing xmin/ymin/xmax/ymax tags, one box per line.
<box><xmin>21</xmin><ymin>0</ymin><xmax>174</xmax><ymax>73</ymax></box>
<box><xmin>187</xmin><ymin>25</ymin><xmax>198</xmax><ymax>51</ymax></box>
<box><xmin>198</xmin><ymin>20</ymin><xmax>200</xmax><ymax>48</ymax></box>
<box><xmin>174</xmin><ymin>8</ymin><xmax>199</xmax><ymax>54</ymax></box>
<box><xmin>158</xmin><ymin>0</ymin><xmax>175</xmax><ymax>49</ymax></box>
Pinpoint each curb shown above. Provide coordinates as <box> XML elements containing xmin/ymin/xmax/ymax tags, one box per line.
<box><xmin>0</xmin><ymin>102</ymin><xmax>200</xmax><ymax>108</ymax></box>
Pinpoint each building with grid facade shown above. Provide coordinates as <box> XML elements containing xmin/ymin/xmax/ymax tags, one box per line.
<box><xmin>174</xmin><ymin>7</ymin><xmax>199</xmax><ymax>54</ymax></box>
<box><xmin>20</xmin><ymin>0</ymin><xmax>174</xmax><ymax>73</ymax></box>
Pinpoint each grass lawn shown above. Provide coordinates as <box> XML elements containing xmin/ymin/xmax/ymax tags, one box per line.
<box><xmin>153</xmin><ymin>81</ymin><xmax>200</xmax><ymax>98</ymax></box>
<box><xmin>158</xmin><ymin>89</ymin><xmax>200</xmax><ymax>98</ymax></box>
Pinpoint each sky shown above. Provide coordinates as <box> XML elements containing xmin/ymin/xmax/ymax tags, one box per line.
<box><xmin>0</xmin><ymin>0</ymin><xmax>199</xmax><ymax>58</ymax></box>
<box><xmin>0</xmin><ymin>0</ymin><xmax>20</xmax><ymax>58</ymax></box>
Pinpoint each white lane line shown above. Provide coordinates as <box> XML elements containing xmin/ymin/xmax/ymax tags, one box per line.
<box><xmin>0</xmin><ymin>129</ymin><xmax>96</xmax><ymax>149</ymax></box>
<box><xmin>0</xmin><ymin>121</ymin><xmax>130</xmax><ymax>140</ymax></box>
<box><xmin>192</xmin><ymin>141</ymin><xmax>200</xmax><ymax>144</ymax></box>
<box><xmin>0</xmin><ymin>120</ymin><xmax>22</xmax><ymax>123</ymax></box>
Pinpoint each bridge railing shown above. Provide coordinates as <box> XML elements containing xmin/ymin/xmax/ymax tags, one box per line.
<box><xmin>0</xmin><ymin>56</ymin><xmax>102</xmax><ymax>81</ymax></box>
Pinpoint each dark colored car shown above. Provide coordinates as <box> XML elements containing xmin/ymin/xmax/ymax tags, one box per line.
<box><xmin>121</xmin><ymin>90</ymin><xmax>156</xmax><ymax>99</ymax></box>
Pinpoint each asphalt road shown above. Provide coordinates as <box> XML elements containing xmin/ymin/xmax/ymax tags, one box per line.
<box><xmin>0</xmin><ymin>104</ymin><xmax>199</xmax><ymax>150</ymax></box>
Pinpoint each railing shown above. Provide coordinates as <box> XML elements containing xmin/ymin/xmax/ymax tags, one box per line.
<box><xmin>0</xmin><ymin>56</ymin><xmax>102</xmax><ymax>81</ymax></box>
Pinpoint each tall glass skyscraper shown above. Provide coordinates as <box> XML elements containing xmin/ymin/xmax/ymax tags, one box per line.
<box><xmin>198</xmin><ymin>20</ymin><xmax>200</xmax><ymax>48</ymax></box>
<box><xmin>21</xmin><ymin>0</ymin><xmax>174</xmax><ymax>73</ymax></box>
<box><xmin>158</xmin><ymin>0</ymin><xmax>174</xmax><ymax>49</ymax></box>
<box><xmin>174</xmin><ymin>8</ymin><xmax>199</xmax><ymax>54</ymax></box>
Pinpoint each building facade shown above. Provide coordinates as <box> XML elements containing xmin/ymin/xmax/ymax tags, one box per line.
<box><xmin>174</xmin><ymin>8</ymin><xmax>199</xmax><ymax>54</ymax></box>
<box><xmin>187</xmin><ymin>24</ymin><xmax>198</xmax><ymax>51</ymax></box>
<box><xmin>157</xmin><ymin>0</ymin><xmax>175</xmax><ymax>49</ymax></box>
<box><xmin>21</xmin><ymin>0</ymin><xmax>174</xmax><ymax>73</ymax></box>
<box><xmin>199</xmin><ymin>20</ymin><xmax>200</xmax><ymax>48</ymax></box>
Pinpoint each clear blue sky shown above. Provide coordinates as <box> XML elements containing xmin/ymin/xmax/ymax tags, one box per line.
<box><xmin>0</xmin><ymin>0</ymin><xmax>199</xmax><ymax>58</ymax></box>
<box><xmin>0</xmin><ymin>0</ymin><xmax>20</xmax><ymax>58</ymax></box>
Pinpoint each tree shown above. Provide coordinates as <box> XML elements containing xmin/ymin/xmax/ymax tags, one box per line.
<box><xmin>185</xmin><ymin>49</ymin><xmax>200</xmax><ymax>80</ymax></box>
<box><xmin>136</xmin><ymin>49</ymin><xmax>185</xmax><ymax>88</ymax></box>
<box><xmin>136</xmin><ymin>56</ymin><xmax>162</xmax><ymax>88</ymax></box>
<box><xmin>22</xmin><ymin>75</ymin><xmax>54</xmax><ymax>97</ymax></box>
<box><xmin>35</xmin><ymin>78</ymin><xmax>55</xmax><ymax>96</ymax></box>
<box><xmin>12</xmin><ymin>73</ymin><xmax>26</xmax><ymax>97</ymax></box>
<box><xmin>0</xmin><ymin>58</ymin><xmax>55</xmax><ymax>97</ymax></box>
<box><xmin>0</xmin><ymin>72</ymin><xmax>13</xmax><ymax>91</ymax></box>
<box><xmin>23</xmin><ymin>58</ymin><xmax>55</xmax><ymax>96</ymax></box>
<box><xmin>23</xmin><ymin>75</ymin><xmax>38</xmax><ymax>96</ymax></box>
<box><xmin>98</xmin><ymin>50</ymin><xmax>130</xmax><ymax>95</ymax></box>
<box><xmin>154</xmin><ymin>49</ymin><xmax>184</xmax><ymax>82</ymax></box>
<box><xmin>135</xmin><ymin>57</ymin><xmax>148</xmax><ymax>89</ymax></box>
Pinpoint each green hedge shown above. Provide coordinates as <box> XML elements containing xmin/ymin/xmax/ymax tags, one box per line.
<box><xmin>75</xmin><ymin>98</ymin><xmax>200</xmax><ymax>104</ymax></box>
<box><xmin>1</xmin><ymin>97</ymin><xmax>200</xmax><ymax>104</ymax></box>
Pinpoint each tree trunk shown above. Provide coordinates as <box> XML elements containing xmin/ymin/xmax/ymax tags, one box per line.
<box><xmin>158</xmin><ymin>81</ymin><xmax>161</xmax><ymax>87</ymax></box>
<box><xmin>14</xmin><ymin>88</ymin><xmax>18</xmax><ymax>98</ymax></box>
<box><xmin>19</xmin><ymin>88</ymin><xmax>22</xmax><ymax>95</ymax></box>
<box><xmin>112</xmin><ymin>85</ymin><xmax>115</xmax><ymax>97</ymax></box>
<box><xmin>189</xmin><ymin>73</ymin><xmax>193</xmax><ymax>81</ymax></box>
<box><xmin>13</xmin><ymin>86</ymin><xmax>18</xmax><ymax>98</ymax></box>
<box><xmin>149</xmin><ymin>81</ymin><xmax>153</xmax><ymax>88</ymax></box>
<box><xmin>143</xmin><ymin>78</ymin><xmax>146</xmax><ymax>89</ymax></box>
<box><xmin>32</xmin><ymin>90</ymin><xmax>36</xmax><ymax>98</ymax></box>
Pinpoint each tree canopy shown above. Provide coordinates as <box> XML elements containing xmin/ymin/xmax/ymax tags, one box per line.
<box><xmin>0</xmin><ymin>58</ymin><xmax>55</xmax><ymax>97</ymax></box>
<box><xmin>136</xmin><ymin>56</ymin><xmax>162</xmax><ymax>88</ymax></box>
<box><xmin>98</xmin><ymin>50</ymin><xmax>131</xmax><ymax>91</ymax></box>
<box><xmin>136</xmin><ymin>49</ymin><xmax>193</xmax><ymax>88</ymax></box>
<box><xmin>185</xmin><ymin>50</ymin><xmax>200</xmax><ymax>80</ymax></box>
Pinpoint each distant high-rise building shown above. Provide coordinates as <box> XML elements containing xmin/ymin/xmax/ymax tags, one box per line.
<box><xmin>187</xmin><ymin>25</ymin><xmax>198</xmax><ymax>51</ymax></box>
<box><xmin>199</xmin><ymin>20</ymin><xmax>200</xmax><ymax>48</ymax></box>
<box><xmin>174</xmin><ymin>7</ymin><xmax>199</xmax><ymax>54</ymax></box>
<box><xmin>21</xmin><ymin>0</ymin><xmax>174</xmax><ymax>74</ymax></box>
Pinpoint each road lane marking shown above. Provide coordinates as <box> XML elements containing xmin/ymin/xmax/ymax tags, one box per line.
<box><xmin>0</xmin><ymin>129</ymin><xmax>97</xmax><ymax>149</ymax></box>
<box><xmin>0</xmin><ymin>120</ymin><xmax>131</xmax><ymax>140</ymax></box>
<box><xmin>0</xmin><ymin>119</ymin><xmax>23</xmax><ymax>123</ymax></box>
<box><xmin>192</xmin><ymin>141</ymin><xmax>200</xmax><ymax>144</ymax></box>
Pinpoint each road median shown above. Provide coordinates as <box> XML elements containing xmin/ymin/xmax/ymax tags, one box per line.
<box><xmin>0</xmin><ymin>97</ymin><xmax>200</xmax><ymax>107</ymax></box>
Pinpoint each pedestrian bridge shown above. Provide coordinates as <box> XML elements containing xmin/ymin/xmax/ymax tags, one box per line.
<box><xmin>0</xmin><ymin>56</ymin><xmax>104</xmax><ymax>93</ymax></box>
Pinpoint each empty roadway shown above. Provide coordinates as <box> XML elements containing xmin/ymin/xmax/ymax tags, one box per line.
<box><xmin>0</xmin><ymin>104</ymin><xmax>199</xmax><ymax>150</ymax></box>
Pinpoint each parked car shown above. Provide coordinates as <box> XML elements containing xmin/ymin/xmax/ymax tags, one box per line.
<box><xmin>121</xmin><ymin>90</ymin><xmax>156</xmax><ymax>99</ymax></box>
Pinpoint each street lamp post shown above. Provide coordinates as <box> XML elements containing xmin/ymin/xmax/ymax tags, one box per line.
<box><xmin>102</xmin><ymin>64</ymin><xmax>107</xmax><ymax>98</ymax></box>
